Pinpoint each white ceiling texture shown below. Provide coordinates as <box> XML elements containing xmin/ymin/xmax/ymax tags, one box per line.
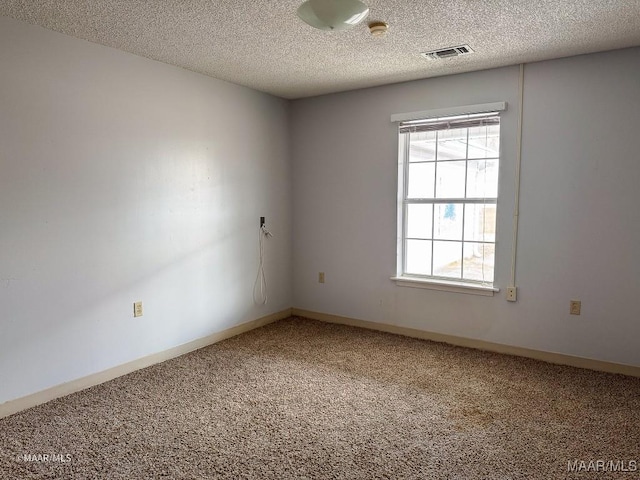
<box><xmin>1</xmin><ymin>0</ymin><xmax>639</xmax><ymax>99</ymax></box>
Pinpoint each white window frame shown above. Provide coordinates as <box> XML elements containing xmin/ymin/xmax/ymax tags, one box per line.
<box><xmin>390</xmin><ymin>102</ymin><xmax>507</xmax><ymax>296</ymax></box>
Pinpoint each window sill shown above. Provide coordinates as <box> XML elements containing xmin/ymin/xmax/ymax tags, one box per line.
<box><xmin>390</xmin><ymin>276</ymin><xmax>499</xmax><ymax>297</ymax></box>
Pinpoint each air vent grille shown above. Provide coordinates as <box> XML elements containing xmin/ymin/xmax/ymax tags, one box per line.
<box><xmin>421</xmin><ymin>45</ymin><xmax>474</xmax><ymax>60</ymax></box>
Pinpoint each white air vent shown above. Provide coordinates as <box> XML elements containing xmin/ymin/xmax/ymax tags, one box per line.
<box><xmin>421</xmin><ymin>45</ymin><xmax>474</xmax><ymax>60</ymax></box>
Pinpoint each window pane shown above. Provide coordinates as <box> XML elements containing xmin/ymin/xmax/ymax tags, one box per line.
<box><xmin>409</xmin><ymin>131</ymin><xmax>436</xmax><ymax>162</ymax></box>
<box><xmin>464</xmin><ymin>204</ymin><xmax>497</xmax><ymax>242</ymax></box>
<box><xmin>468</xmin><ymin>125</ymin><xmax>500</xmax><ymax>159</ymax></box>
<box><xmin>406</xmin><ymin>240</ymin><xmax>432</xmax><ymax>275</ymax></box>
<box><xmin>437</xmin><ymin>128</ymin><xmax>467</xmax><ymax>160</ymax></box>
<box><xmin>407</xmin><ymin>163</ymin><xmax>435</xmax><ymax>198</ymax></box>
<box><xmin>435</xmin><ymin>161</ymin><xmax>466</xmax><ymax>198</ymax></box>
<box><xmin>399</xmin><ymin>115</ymin><xmax>500</xmax><ymax>286</ymax></box>
<box><xmin>466</xmin><ymin>159</ymin><xmax>498</xmax><ymax>198</ymax></box>
<box><xmin>463</xmin><ymin>243</ymin><xmax>495</xmax><ymax>282</ymax></box>
<box><xmin>433</xmin><ymin>241</ymin><xmax>462</xmax><ymax>279</ymax></box>
<box><xmin>407</xmin><ymin>204</ymin><xmax>433</xmax><ymax>239</ymax></box>
<box><xmin>434</xmin><ymin>203</ymin><xmax>463</xmax><ymax>240</ymax></box>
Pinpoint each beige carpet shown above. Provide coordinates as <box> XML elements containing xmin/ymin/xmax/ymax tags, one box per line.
<box><xmin>1</xmin><ymin>317</ymin><xmax>638</xmax><ymax>479</ymax></box>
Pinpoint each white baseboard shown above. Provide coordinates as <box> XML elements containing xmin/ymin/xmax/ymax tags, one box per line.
<box><xmin>292</xmin><ymin>308</ymin><xmax>640</xmax><ymax>378</ymax></box>
<box><xmin>4</xmin><ymin>306</ymin><xmax>636</xmax><ymax>420</ymax></box>
<box><xmin>0</xmin><ymin>309</ymin><xmax>292</xmax><ymax>419</ymax></box>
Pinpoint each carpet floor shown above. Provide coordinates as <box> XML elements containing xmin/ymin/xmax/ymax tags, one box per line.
<box><xmin>1</xmin><ymin>317</ymin><xmax>639</xmax><ymax>479</ymax></box>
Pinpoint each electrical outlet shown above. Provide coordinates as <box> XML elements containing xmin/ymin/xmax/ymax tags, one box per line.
<box><xmin>506</xmin><ymin>287</ymin><xmax>517</xmax><ymax>302</ymax></box>
<box><xmin>570</xmin><ymin>300</ymin><xmax>581</xmax><ymax>315</ymax></box>
<box><xmin>318</xmin><ymin>272</ymin><xmax>325</xmax><ymax>284</ymax></box>
<box><xmin>133</xmin><ymin>301</ymin><xmax>143</xmax><ymax>317</ymax></box>
<box><xmin>260</xmin><ymin>216</ymin><xmax>265</xmax><ymax>228</ymax></box>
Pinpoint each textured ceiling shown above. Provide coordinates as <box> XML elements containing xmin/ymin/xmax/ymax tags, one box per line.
<box><xmin>1</xmin><ymin>0</ymin><xmax>639</xmax><ymax>99</ymax></box>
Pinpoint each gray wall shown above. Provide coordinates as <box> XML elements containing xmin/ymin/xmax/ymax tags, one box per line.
<box><xmin>2</xmin><ymin>14</ymin><xmax>638</xmax><ymax>405</ymax></box>
<box><xmin>0</xmin><ymin>17</ymin><xmax>292</xmax><ymax>404</ymax></box>
<box><xmin>291</xmin><ymin>47</ymin><xmax>640</xmax><ymax>367</ymax></box>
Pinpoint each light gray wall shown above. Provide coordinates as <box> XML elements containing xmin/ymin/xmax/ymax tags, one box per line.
<box><xmin>0</xmin><ymin>17</ymin><xmax>292</xmax><ymax>404</ymax></box>
<box><xmin>291</xmin><ymin>47</ymin><xmax>640</xmax><ymax>367</ymax></box>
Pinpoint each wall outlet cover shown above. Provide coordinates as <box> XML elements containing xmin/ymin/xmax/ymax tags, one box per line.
<box><xmin>570</xmin><ymin>300</ymin><xmax>581</xmax><ymax>315</ymax></box>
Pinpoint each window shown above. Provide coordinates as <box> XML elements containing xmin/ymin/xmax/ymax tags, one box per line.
<box><xmin>395</xmin><ymin>108</ymin><xmax>502</xmax><ymax>292</ymax></box>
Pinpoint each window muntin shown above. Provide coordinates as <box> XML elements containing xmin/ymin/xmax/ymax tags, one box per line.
<box><xmin>398</xmin><ymin>112</ymin><xmax>500</xmax><ymax>285</ymax></box>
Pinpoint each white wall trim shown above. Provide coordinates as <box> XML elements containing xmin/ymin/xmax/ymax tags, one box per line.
<box><xmin>390</xmin><ymin>101</ymin><xmax>507</xmax><ymax>123</ymax></box>
<box><xmin>5</xmin><ymin>305</ymin><xmax>638</xmax><ymax>420</ymax></box>
<box><xmin>0</xmin><ymin>309</ymin><xmax>292</xmax><ymax>420</ymax></box>
<box><xmin>292</xmin><ymin>308</ymin><xmax>640</xmax><ymax>378</ymax></box>
<box><xmin>390</xmin><ymin>276</ymin><xmax>498</xmax><ymax>296</ymax></box>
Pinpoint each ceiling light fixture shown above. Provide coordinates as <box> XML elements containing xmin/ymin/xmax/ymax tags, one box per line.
<box><xmin>297</xmin><ymin>0</ymin><xmax>370</xmax><ymax>31</ymax></box>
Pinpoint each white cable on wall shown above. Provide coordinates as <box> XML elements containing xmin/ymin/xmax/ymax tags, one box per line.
<box><xmin>510</xmin><ymin>64</ymin><xmax>525</xmax><ymax>287</ymax></box>
<box><xmin>253</xmin><ymin>224</ymin><xmax>272</xmax><ymax>305</ymax></box>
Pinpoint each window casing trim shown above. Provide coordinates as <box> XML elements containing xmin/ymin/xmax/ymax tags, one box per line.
<box><xmin>395</xmin><ymin>105</ymin><xmax>504</xmax><ymax>291</ymax></box>
<box><xmin>390</xmin><ymin>276</ymin><xmax>499</xmax><ymax>296</ymax></box>
<box><xmin>391</xmin><ymin>101</ymin><xmax>507</xmax><ymax>123</ymax></box>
